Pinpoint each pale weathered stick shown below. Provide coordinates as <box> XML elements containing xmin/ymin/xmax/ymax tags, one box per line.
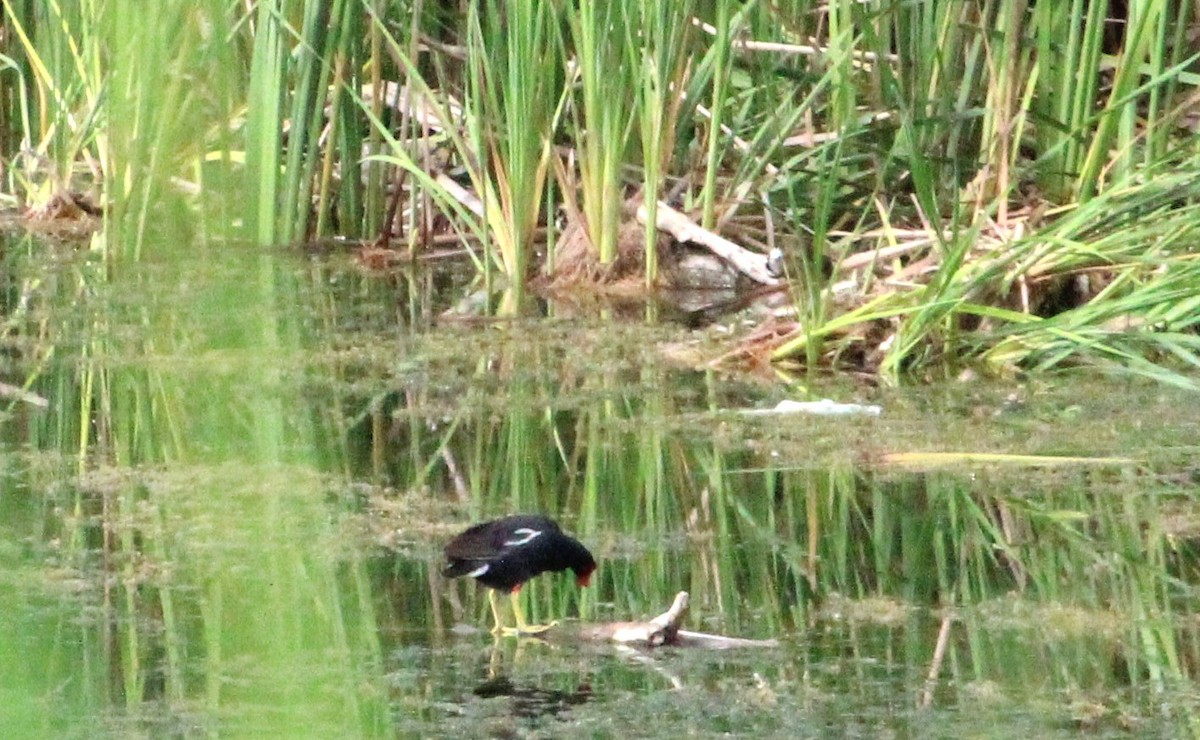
<box><xmin>920</xmin><ymin>613</ymin><xmax>954</xmax><ymax>709</ymax></box>
<box><xmin>579</xmin><ymin>591</ymin><xmax>779</xmax><ymax>649</ymax></box>
<box><xmin>435</xmin><ymin>172</ymin><xmax>484</xmax><ymax>218</ymax></box>
<box><xmin>636</xmin><ymin>201</ymin><xmax>780</xmax><ymax>285</ymax></box>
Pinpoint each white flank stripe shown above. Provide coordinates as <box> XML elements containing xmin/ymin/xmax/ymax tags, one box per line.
<box><xmin>504</xmin><ymin>528</ymin><xmax>542</xmax><ymax>547</ymax></box>
<box><xmin>466</xmin><ymin>564</ymin><xmax>489</xmax><ymax>578</ymax></box>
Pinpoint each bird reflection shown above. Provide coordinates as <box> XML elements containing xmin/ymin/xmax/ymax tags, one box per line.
<box><xmin>471</xmin><ymin>674</ymin><xmax>593</xmax><ymax>720</ymax></box>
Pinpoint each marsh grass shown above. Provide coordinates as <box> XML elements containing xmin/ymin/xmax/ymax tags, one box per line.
<box><xmin>634</xmin><ymin>1</ymin><xmax>695</xmax><ymax>285</ymax></box>
<box><xmin>4</xmin><ymin>1</ymin><xmax>1198</xmax><ymax>382</ymax></box>
<box><xmin>0</xmin><ymin>0</ymin><xmax>104</xmax><ymax>208</ymax></box>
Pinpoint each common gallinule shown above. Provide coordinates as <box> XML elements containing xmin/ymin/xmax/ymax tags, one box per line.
<box><xmin>443</xmin><ymin>514</ymin><xmax>596</xmax><ymax>635</ymax></box>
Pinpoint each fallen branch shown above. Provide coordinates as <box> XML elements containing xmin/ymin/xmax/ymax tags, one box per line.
<box><xmin>637</xmin><ymin>202</ymin><xmax>781</xmax><ymax>286</ymax></box>
<box><xmin>579</xmin><ymin>591</ymin><xmax>779</xmax><ymax>649</ymax></box>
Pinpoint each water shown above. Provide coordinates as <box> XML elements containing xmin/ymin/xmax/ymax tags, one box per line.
<box><xmin>2</xmin><ymin>234</ymin><xmax>1198</xmax><ymax>738</ymax></box>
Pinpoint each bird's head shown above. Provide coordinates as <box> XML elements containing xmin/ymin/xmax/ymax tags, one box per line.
<box><xmin>571</xmin><ymin>548</ymin><xmax>597</xmax><ymax>588</ymax></box>
<box><xmin>554</xmin><ymin>529</ymin><xmax>596</xmax><ymax>588</ymax></box>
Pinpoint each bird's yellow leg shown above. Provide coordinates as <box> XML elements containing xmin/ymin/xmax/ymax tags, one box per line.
<box><xmin>508</xmin><ymin>590</ymin><xmax>557</xmax><ymax>635</ymax></box>
<box><xmin>488</xmin><ymin>590</ymin><xmax>506</xmax><ymax>635</ymax></box>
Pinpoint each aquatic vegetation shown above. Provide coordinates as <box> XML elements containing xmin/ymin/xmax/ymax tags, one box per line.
<box><xmin>2</xmin><ymin>237</ymin><xmax>1200</xmax><ymax>735</ymax></box>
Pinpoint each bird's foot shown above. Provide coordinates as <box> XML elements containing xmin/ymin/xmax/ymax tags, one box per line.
<box><xmin>502</xmin><ymin>620</ymin><xmax>559</xmax><ymax>637</ymax></box>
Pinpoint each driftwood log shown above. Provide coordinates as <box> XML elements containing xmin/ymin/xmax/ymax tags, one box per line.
<box><xmin>577</xmin><ymin>591</ymin><xmax>778</xmax><ymax>649</ymax></box>
<box><xmin>636</xmin><ymin>203</ymin><xmax>781</xmax><ymax>286</ymax></box>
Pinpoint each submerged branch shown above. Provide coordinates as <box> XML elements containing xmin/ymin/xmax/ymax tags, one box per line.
<box><xmin>578</xmin><ymin>591</ymin><xmax>779</xmax><ymax>649</ymax></box>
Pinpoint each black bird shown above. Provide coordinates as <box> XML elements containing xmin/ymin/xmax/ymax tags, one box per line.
<box><xmin>443</xmin><ymin>514</ymin><xmax>596</xmax><ymax>635</ymax></box>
